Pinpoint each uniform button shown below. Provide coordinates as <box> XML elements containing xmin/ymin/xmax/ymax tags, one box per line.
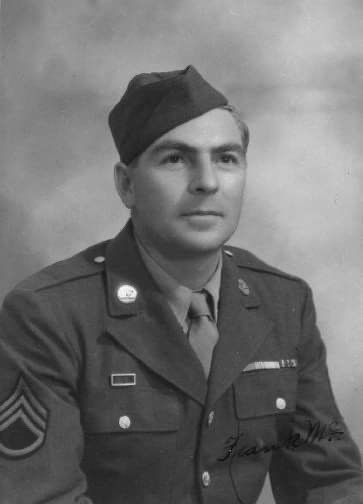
<box><xmin>276</xmin><ymin>397</ymin><xmax>286</xmax><ymax>410</ymax></box>
<box><xmin>207</xmin><ymin>410</ymin><xmax>215</xmax><ymax>426</ymax></box>
<box><xmin>119</xmin><ymin>415</ymin><xmax>131</xmax><ymax>429</ymax></box>
<box><xmin>202</xmin><ymin>471</ymin><xmax>211</xmax><ymax>487</ymax></box>
<box><xmin>93</xmin><ymin>256</ymin><xmax>105</xmax><ymax>264</ymax></box>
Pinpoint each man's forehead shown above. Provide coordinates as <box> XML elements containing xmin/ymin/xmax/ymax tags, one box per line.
<box><xmin>148</xmin><ymin>109</ymin><xmax>243</xmax><ymax>152</ymax></box>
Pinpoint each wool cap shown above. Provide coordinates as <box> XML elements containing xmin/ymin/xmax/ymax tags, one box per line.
<box><xmin>108</xmin><ymin>65</ymin><xmax>228</xmax><ymax>164</ymax></box>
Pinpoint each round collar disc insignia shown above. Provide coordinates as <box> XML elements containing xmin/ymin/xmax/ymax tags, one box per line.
<box><xmin>117</xmin><ymin>284</ymin><xmax>138</xmax><ymax>303</ymax></box>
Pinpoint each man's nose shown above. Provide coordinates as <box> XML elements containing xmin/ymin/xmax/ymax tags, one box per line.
<box><xmin>189</xmin><ymin>157</ymin><xmax>219</xmax><ymax>194</ymax></box>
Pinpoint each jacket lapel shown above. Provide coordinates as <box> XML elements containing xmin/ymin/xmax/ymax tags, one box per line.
<box><xmin>207</xmin><ymin>253</ymin><xmax>275</xmax><ymax>408</ymax></box>
<box><xmin>104</xmin><ymin>222</ymin><xmax>207</xmax><ymax>405</ymax></box>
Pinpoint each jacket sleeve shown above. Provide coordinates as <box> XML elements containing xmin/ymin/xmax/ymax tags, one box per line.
<box><xmin>0</xmin><ymin>287</ymin><xmax>93</xmax><ymax>504</ymax></box>
<box><xmin>269</xmin><ymin>281</ymin><xmax>363</xmax><ymax>504</ymax></box>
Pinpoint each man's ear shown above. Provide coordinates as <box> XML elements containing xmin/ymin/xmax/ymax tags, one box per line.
<box><xmin>114</xmin><ymin>161</ymin><xmax>135</xmax><ymax>209</ymax></box>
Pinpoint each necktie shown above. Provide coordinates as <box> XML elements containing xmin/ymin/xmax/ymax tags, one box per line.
<box><xmin>188</xmin><ymin>290</ymin><xmax>219</xmax><ymax>377</ymax></box>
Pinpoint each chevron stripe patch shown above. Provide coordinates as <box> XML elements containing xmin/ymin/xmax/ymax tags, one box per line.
<box><xmin>0</xmin><ymin>376</ymin><xmax>49</xmax><ymax>458</ymax></box>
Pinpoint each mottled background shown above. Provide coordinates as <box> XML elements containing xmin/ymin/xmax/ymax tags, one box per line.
<box><xmin>1</xmin><ymin>1</ymin><xmax>363</xmax><ymax>501</ymax></box>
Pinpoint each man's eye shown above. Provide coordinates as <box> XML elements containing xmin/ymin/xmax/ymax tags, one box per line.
<box><xmin>161</xmin><ymin>153</ymin><xmax>184</xmax><ymax>164</ymax></box>
<box><xmin>219</xmin><ymin>153</ymin><xmax>238</xmax><ymax>164</ymax></box>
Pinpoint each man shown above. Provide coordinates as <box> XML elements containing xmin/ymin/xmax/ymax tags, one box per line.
<box><xmin>0</xmin><ymin>65</ymin><xmax>362</xmax><ymax>504</ymax></box>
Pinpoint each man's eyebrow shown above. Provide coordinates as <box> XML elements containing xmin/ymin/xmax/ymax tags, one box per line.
<box><xmin>213</xmin><ymin>143</ymin><xmax>244</xmax><ymax>155</ymax></box>
<box><xmin>149</xmin><ymin>141</ymin><xmax>244</xmax><ymax>156</ymax></box>
<box><xmin>150</xmin><ymin>141</ymin><xmax>197</xmax><ymax>155</ymax></box>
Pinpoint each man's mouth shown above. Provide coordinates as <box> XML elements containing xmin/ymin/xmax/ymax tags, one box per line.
<box><xmin>181</xmin><ymin>210</ymin><xmax>223</xmax><ymax>217</ymax></box>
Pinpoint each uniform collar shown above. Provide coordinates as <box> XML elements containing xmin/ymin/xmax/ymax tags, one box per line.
<box><xmin>105</xmin><ymin>220</ymin><xmax>152</xmax><ymax>317</ymax></box>
<box><xmin>104</xmin><ymin>220</ymin><xmax>260</xmax><ymax>317</ymax></box>
<box><xmin>134</xmin><ymin>234</ymin><xmax>222</xmax><ymax>331</ymax></box>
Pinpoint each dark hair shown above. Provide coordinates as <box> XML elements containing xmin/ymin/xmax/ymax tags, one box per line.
<box><xmin>221</xmin><ymin>105</ymin><xmax>249</xmax><ymax>155</ymax></box>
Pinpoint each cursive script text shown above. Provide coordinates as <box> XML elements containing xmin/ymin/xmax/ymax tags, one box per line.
<box><xmin>217</xmin><ymin>419</ymin><xmax>344</xmax><ymax>462</ymax></box>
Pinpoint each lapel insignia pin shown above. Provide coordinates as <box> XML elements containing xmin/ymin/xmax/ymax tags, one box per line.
<box><xmin>117</xmin><ymin>284</ymin><xmax>138</xmax><ymax>303</ymax></box>
<box><xmin>238</xmin><ymin>278</ymin><xmax>250</xmax><ymax>296</ymax></box>
<box><xmin>110</xmin><ymin>373</ymin><xmax>136</xmax><ymax>387</ymax></box>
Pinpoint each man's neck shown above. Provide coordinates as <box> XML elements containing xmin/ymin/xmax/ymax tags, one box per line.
<box><xmin>134</xmin><ymin>232</ymin><xmax>221</xmax><ymax>291</ymax></box>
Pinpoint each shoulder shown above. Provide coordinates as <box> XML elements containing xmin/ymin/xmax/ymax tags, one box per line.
<box><xmin>1</xmin><ymin>240</ymin><xmax>112</xmax><ymax>327</ymax></box>
<box><xmin>223</xmin><ymin>245</ymin><xmax>315</xmax><ymax>322</ymax></box>
<box><xmin>224</xmin><ymin>245</ymin><xmax>300</xmax><ymax>281</ymax></box>
<box><xmin>13</xmin><ymin>239</ymin><xmax>111</xmax><ymax>294</ymax></box>
<box><xmin>223</xmin><ymin>244</ymin><xmax>310</xmax><ymax>297</ymax></box>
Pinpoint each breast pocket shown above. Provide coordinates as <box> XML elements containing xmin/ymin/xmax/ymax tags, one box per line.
<box><xmin>83</xmin><ymin>387</ymin><xmax>180</xmax><ymax>433</ymax></box>
<box><xmin>234</xmin><ymin>369</ymin><xmax>297</xmax><ymax>420</ymax></box>
<box><xmin>230</xmin><ymin>368</ymin><xmax>298</xmax><ymax>463</ymax></box>
<box><xmin>81</xmin><ymin>387</ymin><xmax>180</xmax><ymax>501</ymax></box>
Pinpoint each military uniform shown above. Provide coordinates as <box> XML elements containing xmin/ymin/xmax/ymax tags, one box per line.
<box><xmin>1</xmin><ymin>221</ymin><xmax>363</xmax><ymax>504</ymax></box>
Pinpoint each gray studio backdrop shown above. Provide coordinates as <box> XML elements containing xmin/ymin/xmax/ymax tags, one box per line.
<box><xmin>1</xmin><ymin>1</ymin><xmax>363</xmax><ymax>502</ymax></box>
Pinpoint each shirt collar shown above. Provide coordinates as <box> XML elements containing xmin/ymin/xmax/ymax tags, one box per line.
<box><xmin>135</xmin><ymin>236</ymin><xmax>222</xmax><ymax>332</ymax></box>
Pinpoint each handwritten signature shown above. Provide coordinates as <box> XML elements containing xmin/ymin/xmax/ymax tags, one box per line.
<box><xmin>217</xmin><ymin>419</ymin><xmax>345</xmax><ymax>462</ymax></box>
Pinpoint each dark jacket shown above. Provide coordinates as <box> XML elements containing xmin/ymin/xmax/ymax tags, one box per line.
<box><xmin>1</xmin><ymin>222</ymin><xmax>363</xmax><ymax>504</ymax></box>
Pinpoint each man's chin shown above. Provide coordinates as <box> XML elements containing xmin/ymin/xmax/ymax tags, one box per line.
<box><xmin>165</xmin><ymin>230</ymin><xmax>232</xmax><ymax>258</ymax></box>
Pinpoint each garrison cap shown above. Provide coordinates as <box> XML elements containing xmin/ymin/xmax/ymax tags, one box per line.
<box><xmin>108</xmin><ymin>65</ymin><xmax>228</xmax><ymax>164</ymax></box>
